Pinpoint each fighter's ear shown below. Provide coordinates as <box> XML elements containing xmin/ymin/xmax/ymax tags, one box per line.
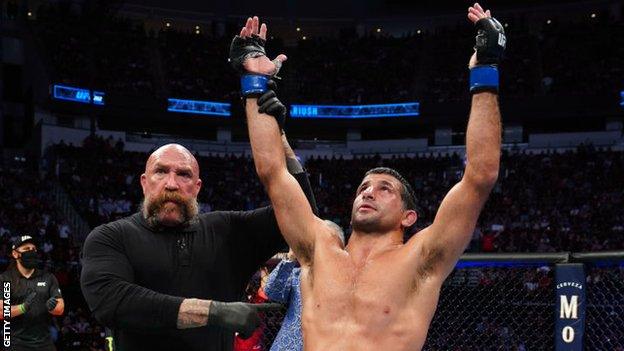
<box><xmin>401</xmin><ymin>210</ymin><xmax>417</xmax><ymax>229</ymax></box>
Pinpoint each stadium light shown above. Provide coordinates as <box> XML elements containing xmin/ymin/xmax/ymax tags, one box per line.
<box><xmin>591</xmin><ymin>13</ymin><xmax>596</xmax><ymax>18</ymax></box>
<box><xmin>417</xmin><ymin>29</ymin><xmax>421</xmax><ymax>34</ymax></box>
<box><xmin>166</xmin><ymin>22</ymin><xmax>171</xmax><ymax>27</ymax></box>
<box><xmin>296</xmin><ymin>27</ymin><xmax>301</xmax><ymax>32</ymax></box>
<box><xmin>27</xmin><ymin>11</ymin><xmax>32</xmax><ymax>17</ymax></box>
<box><xmin>547</xmin><ymin>19</ymin><xmax>552</xmax><ymax>24</ymax></box>
<box><xmin>376</xmin><ymin>28</ymin><xmax>382</xmax><ymax>33</ymax></box>
<box><xmin>302</xmin><ymin>36</ymin><xmax>307</xmax><ymax>40</ymax></box>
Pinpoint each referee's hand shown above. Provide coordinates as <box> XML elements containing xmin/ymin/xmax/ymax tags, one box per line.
<box><xmin>208</xmin><ymin>301</ymin><xmax>283</xmax><ymax>339</ymax></box>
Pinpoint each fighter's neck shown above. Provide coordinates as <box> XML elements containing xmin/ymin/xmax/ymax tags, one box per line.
<box><xmin>346</xmin><ymin>231</ymin><xmax>404</xmax><ymax>263</ymax></box>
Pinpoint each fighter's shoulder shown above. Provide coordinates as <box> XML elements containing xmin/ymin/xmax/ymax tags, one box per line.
<box><xmin>315</xmin><ymin>219</ymin><xmax>345</xmax><ymax>246</ymax></box>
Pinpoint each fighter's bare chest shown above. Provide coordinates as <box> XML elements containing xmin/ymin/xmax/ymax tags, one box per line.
<box><xmin>306</xmin><ymin>255</ymin><xmax>419</xmax><ymax>308</ymax></box>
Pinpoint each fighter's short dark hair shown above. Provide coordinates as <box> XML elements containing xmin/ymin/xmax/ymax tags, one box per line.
<box><xmin>364</xmin><ymin>167</ymin><xmax>417</xmax><ymax>211</ymax></box>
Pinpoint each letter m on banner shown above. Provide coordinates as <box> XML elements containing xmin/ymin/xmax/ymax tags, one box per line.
<box><xmin>560</xmin><ymin>295</ymin><xmax>578</xmax><ymax>319</ymax></box>
<box><xmin>555</xmin><ymin>264</ymin><xmax>585</xmax><ymax>350</ymax></box>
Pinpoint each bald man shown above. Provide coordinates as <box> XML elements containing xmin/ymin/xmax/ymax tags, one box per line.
<box><xmin>81</xmin><ymin>141</ymin><xmax>317</xmax><ymax>351</ymax></box>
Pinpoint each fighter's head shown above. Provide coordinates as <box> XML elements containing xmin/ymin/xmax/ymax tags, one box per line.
<box><xmin>350</xmin><ymin>167</ymin><xmax>417</xmax><ymax>235</ymax></box>
<box><xmin>140</xmin><ymin>144</ymin><xmax>202</xmax><ymax>228</ymax></box>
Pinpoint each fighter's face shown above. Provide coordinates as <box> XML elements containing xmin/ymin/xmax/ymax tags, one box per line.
<box><xmin>140</xmin><ymin>147</ymin><xmax>202</xmax><ymax>227</ymax></box>
<box><xmin>350</xmin><ymin>174</ymin><xmax>408</xmax><ymax>234</ymax></box>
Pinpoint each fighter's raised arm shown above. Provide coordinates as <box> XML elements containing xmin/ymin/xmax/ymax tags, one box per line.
<box><xmin>410</xmin><ymin>3</ymin><xmax>505</xmax><ymax>279</ymax></box>
<box><xmin>229</xmin><ymin>17</ymin><xmax>333</xmax><ymax>265</ymax></box>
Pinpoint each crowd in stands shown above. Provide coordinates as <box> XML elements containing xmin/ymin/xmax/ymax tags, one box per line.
<box><xmin>28</xmin><ymin>4</ymin><xmax>624</xmax><ymax>104</ymax></box>
<box><xmin>46</xmin><ymin>137</ymin><xmax>624</xmax><ymax>253</ymax></box>
<box><xmin>2</xmin><ymin>136</ymin><xmax>621</xmax><ymax>350</ymax></box>
<box><xmin>159</xmin><ymin>30</ymin><xmax>237</xmax><ymax>100</ymax></box>
<box><xmin>33</xmin><ymin>4</ymin><xmax>156</xmax><ymax>95</ymax></box>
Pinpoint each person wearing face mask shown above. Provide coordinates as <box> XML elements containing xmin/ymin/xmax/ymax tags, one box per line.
<box><xmin>0</xmin><ymin>235</ymin><xmax>65</xmax><ymax>351</ymax></box>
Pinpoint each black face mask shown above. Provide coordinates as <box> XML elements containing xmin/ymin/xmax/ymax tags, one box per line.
<box><xmin>19</xmin><ymin>250</ymin><xmax>39</xmax><ymax>269</ymax></box>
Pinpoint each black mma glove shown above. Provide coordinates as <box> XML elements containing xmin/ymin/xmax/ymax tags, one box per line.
<box><xmin>19</xmin><ymin>291</ymin><xmax>37</xmax><ymax>315</ymax></box>
<box><xmin>474</xmin><ymin>17</ymin><xmax>506</xmax><ymax>65</ymax></box>
<box><xmin>470</xmin><ymin>16</ymin><xmax>507</xmax><ymax>93</ymax></box>
<box><xmin>229</xmin><ymin>34</ymin><xmax>268</xmax><ymax>75</ymax></box>
<box><xmin>46</xmin><ymin>296</ymin><xmax>59</xmax><ymax>312</ymax></box>
<box><xmin>208</xmin><ymin>301</ymin><xmax>282</xmax><ymax>339</ymax></box>
<box><xmin>228</xmin><ymin>17</ymin><xmax>285</xmax><ymax>97</ymax></box>
<box><xmin>257</xmin><ymin>80</ymin><xmax>287</xmax><ymax>130</ymax></box>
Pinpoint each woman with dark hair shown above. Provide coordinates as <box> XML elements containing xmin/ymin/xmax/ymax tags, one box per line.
<box><xmin>0</xmin><ymin>235</ymin><xmax>64</xmax><ymax>351</ymax></box>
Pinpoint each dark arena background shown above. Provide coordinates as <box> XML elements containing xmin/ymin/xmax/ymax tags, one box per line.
<box><xmin>1</xmin><ymin>0</ymin><xmax>623</xmax><ymax>350</ymax></box>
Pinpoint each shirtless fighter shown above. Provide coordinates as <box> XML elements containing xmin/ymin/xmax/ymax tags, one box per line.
<box><xmin>231</xmin><ymin>3</ymin><xmax>505</xmax><ymax>350</ymax></box>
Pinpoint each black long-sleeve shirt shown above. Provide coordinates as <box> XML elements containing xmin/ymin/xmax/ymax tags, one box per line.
<box><xmin>80</xmin><ymin>173</ymin><xmax>315</xmax><ymax>351</ymax></box>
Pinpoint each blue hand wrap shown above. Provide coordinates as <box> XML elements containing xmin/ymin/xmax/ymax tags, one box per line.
<box><xmin>241</xmin><ymin>75</ymin><xmax>269</xmax><ymax>96</ymax></box>
<box><xmin>469</xmin><ymin>65</ymin><xmax>499</xmax><ymax>93</ymax></box>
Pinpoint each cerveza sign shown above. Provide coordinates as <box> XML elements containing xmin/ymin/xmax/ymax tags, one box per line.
<box><xmin>555</xmin><ymin>264</ymin><xmax>585</xmax><ymax>351</ymax></box>
<box><xmin>290</xmin><ymin>102</ymin><xmax>420</xmax><ymax>119</ymax></box>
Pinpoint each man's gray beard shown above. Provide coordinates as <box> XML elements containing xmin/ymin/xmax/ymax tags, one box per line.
<box><xmin>141</xmin><ymin>197</ymin><xmax>200</xmax><ymax>229</ymax></box>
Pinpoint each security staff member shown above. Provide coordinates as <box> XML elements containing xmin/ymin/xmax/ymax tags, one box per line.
<box><xmin>0</xmin><ymin>235</ymin><xmax>65</xmax><ymax>351</ymax></box>
<box><xmin>80</xmin><ymin>119</ymin><xmax>317</xmax><ymax>351</ymax></box>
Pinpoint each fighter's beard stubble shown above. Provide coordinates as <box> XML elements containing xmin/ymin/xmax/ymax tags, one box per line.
<box><xmin>142</xmin><ymin>191</ymin><xmax>199</xmax><ymax>229</ymax></box>
<box><xmin>351</xmin><ymin>213</ymin><xmax>385</xmax><ymax>234</ymax></box>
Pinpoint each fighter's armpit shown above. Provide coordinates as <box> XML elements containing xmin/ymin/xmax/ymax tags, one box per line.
<box><xmin>407</xmin><ymin>228</ymin><xmax>447</xmax><ymax>282</ymax></box>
